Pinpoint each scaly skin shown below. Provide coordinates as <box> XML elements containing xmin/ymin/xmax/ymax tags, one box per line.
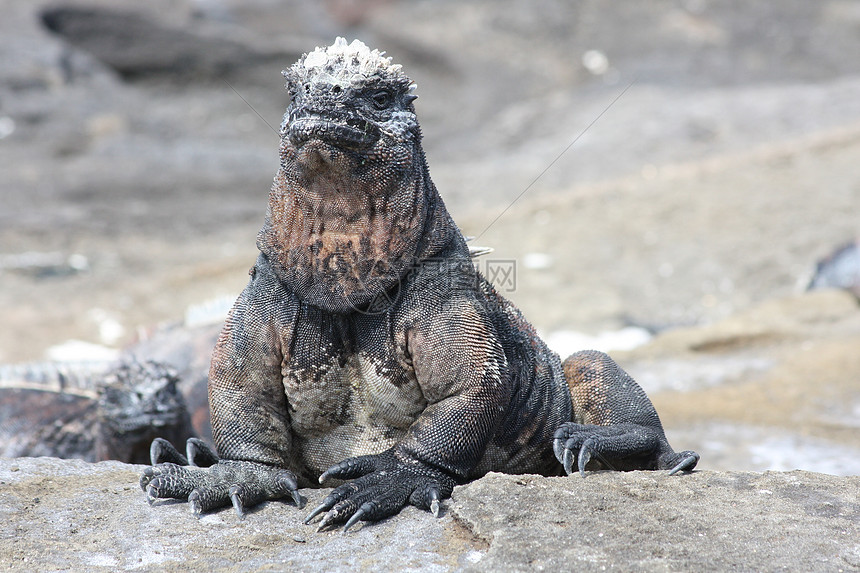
<box><xmin>140</xmin><ymin>38</ymin><xmax>698</xmax><ymax>531</ymax></box>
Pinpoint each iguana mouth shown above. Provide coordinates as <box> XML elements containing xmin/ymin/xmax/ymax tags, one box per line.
<box><xmin>288</xmin><ymin>115</ymin><xmax>380</xmax><ymax>150</ymax></box>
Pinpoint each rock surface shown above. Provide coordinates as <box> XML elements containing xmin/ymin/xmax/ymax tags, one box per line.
<box><xmin>0</xmin><ymin>457</ymin><xmax>477</xmax><ymax>572</ymax></box>
<box><xmin>1</xmin><ymin>457</ymin><xmax>858</xmax><ymax>572</ymax></box>
<box><xmin>454</xmin><ymin>471</ymin><xmax>860</xmax><ymax>572</ymax></box>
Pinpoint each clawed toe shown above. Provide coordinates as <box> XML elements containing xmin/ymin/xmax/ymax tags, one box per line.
<box><xmin>140</xmin><ymin>466</ymin><xmax>155</xmax><ymax>491</ymax></box>
<box><xmin>303</xmin><ymin>503</ymin><xmax>329</xmax><ymax>525</ymax></box>
<box><xmin>342</xmin><ymin>505</ymin><xmax>369</xmax><ymax>533</ymax></box>
<box><xmin>554</xmin><ymin>422</ymin><xmax>696</xmax><ymax>475</ymax></box>
<box><xmin>554</xmin><ymin>427</ymin><xmax>597</xmax><ymax>476</ymax></box>
<box><xmin>186</xmin><ymin>438</ymin><xmax>219</xmax><ymax>467</ymax></box>
<box><xmin>140</xmin><ymin>443</ymin><xmax>302</xmax><ymax>520</ymax></box>
<box><xmin>667</xmin><ymin>451</ymin><xmax>700</xmax><ymax>475</ymax></box>
<box><xmin>145</xmin><ymin>481</ymin><xmax>160</xmax><ymax>504</ymax></box>
<box><xmin>315</xmin><ymin>511</ymin><xmax>338</xmax><ymax>532</ymax></box>
<box><xmin>577</xmin><ymin>437</ymin><xmax>597</xmax><ymax>477</ymax></box>
<box><xmin>229</xmin><ymin>484</ymin><xmax>246</xmax><ymax>519</ymax></box>
<box><xmin>428</xmin><ymin>487</ymin><xmax>440</xmax><ymax>518</ymax></box>
<box><xmin>290</xmin><ymin>489</ymin><xmax>305</xmax><ymax>509</ymax></box>
<box><xmin>149</xmin><ymin>438</ymin><xmax>187</xmax><ymax>466</ymax></box>
<box><xmin>188</xmin><ymin>490</ymin><xmax>202</xmax><ymax>517</ymax></box>
<box><xmin>301</xmin><ymin>454</ymin><xmax>452</xmax><ymax>531</ymax></box>
<box><xmin>561</xmin><ymin>445</ymin><xmax>575</xmax><ymax>476</ymax></box>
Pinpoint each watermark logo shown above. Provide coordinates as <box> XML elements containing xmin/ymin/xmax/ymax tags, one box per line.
<box><xmin>359</xmin><ymin>281</ymin><xmax>403</xmax><ymax>316</ymax></box>
<box><xmin>349</xmin><ymin>257</ymin><xmax>518</xmax><ymax>315</ymax></box>
<box><xmin>484</xmin><ymin>259</ymin><xmax>517</xmax><ymax>292</ymax></box>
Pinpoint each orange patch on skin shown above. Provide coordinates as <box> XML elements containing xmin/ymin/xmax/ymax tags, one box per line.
<box><xmin>258</xmin><ymin>141</ymin><xmax>427</xmax><ymax>310</ymax></box>
<box><xmin>563</xmin><ymin>353</ymin><xmax>611</xmax><ymax>425</ymax></box>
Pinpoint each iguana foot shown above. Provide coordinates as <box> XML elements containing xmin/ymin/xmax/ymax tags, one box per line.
<box><xmin>552</xmin><ymin>422</ymin><xmax>699</xmax><ymax>476</ymax></box>
<box><xmin>557</xmin><ymin>350</ymin><xmax>700</xmax><ymax>476</ymax></box>
<box><xmin>140</xmin><ymin>440</ymin><xmax>302</xmax><ymax>518</ymax></box>
<box><xmin>303</xmin><ymin>450</ymin><xmax>455</xmax><ymax>532</ymax></box>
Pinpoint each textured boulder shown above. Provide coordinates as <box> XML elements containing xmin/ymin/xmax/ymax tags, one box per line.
<box><xmin>0</xmin><ymin>457</ymin><xmax>478</xmax><ymax>572</ymax></box>
<box><xmin>451</xmin><ymin>471</ymin><xmax>860</xmax><ymax>572</ymax></box>
<box><xmin>1</xmin><ymin>457</ymin><xmax>857</xmax><ymax>572</ymax></box>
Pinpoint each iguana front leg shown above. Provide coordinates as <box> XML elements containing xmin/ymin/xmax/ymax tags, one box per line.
<box><xmin>553</xmin><ymin>350</ymin><xmax>699</xmax><ymax>476</ymax></box>
<box><xmin>304</xmin><ymin>304</ymin><xmax>510</xmax><ymax>531</ymax></box>
<box><xmin>140</xmin><ymin>268</ymin><xmax>304</xmax><ymax>517</ymax></box>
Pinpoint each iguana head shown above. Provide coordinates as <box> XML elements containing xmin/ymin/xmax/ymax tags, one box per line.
<box><xmin>283</xmin><ymin>37</ymin><xmax>418</xmax><ymax>154</ymax></box>
<box><xmin>97</xmin><ymin>360</ymin><xmax>194</xmax><ymax>463</ymax></box>
<box><xmin>258</xmin><ymin>38</ymin><xmax>461</xmax><ymax>314</ymax></box>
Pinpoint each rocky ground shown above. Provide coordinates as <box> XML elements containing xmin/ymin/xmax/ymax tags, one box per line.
<box><xmin>1</xmin><ymin>457</ymin><xmax>858</xmax><ymax>572</ymax></box>
<box><xmin>1</xmin><ymin>0</ymin><xmax>860</xmax><ymax>569</ymax></box>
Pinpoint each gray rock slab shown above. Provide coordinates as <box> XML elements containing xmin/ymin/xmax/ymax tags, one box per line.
<box><xmin>2</xmin><ymin>458</ymin><xmax>859</xmax><ymax>572</ymax></box>
<box><xmin>450</xmin><ymin>471</ymin><xmax>860</xmax><ymax>572</ymax></box>
<box><xmin>0</xmin><ymin>457</ymin><xmax>480</xmax><ymax>572</ymax></box>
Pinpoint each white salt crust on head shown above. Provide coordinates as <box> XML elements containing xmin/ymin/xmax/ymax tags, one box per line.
<box><xmin>287</xmin><ymin>37</ymin><xmax>415</xmax><ymax>91</ymax></box>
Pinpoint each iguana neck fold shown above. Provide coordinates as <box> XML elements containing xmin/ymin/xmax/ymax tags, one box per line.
<box><xmin>257</xmin><ymin>156</ymin><xmax>460</xmax><ymax>314</ymax></box>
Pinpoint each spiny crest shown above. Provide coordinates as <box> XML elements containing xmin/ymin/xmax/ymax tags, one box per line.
<box><xmin>286</xmin><ymin>37</ymin><xmax>413</xmax><ymax>91</ymax></box>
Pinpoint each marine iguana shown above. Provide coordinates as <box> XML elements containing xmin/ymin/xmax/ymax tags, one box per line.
<box><xmin>140</xmin><ymin>38</ymin><xmax>699</xmax><ymax>531</ymax></box>
<box><xmin>0</xmin><ymin>359</ymin><xmax>195</xmax><ymax>463</ymax></box>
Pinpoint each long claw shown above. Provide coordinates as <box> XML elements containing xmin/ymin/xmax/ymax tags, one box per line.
<box><xmin>188</xmin><ymin>490</ymin><xmax>202</xmax><ymax>518</ymax></box>
<box><xmin>230</xmin><ymin>485</ymin><xmax>245</xmax><ymax>519</ymax></box>
<box><xmin>552</xmin><ymin>438</ymin><xmax>565</xmax><ymax>464</ymax></box>
<box><xmin>343</xmin><ymin>507</ymin><xmax>366</xmax><ymax>533</ymax></box>
<box><xmin>146</xmin><ymin>483</ymin><xmax>159</xmax><ymax>504</ymax></box>
<box><xmin>562</xmin><ymin>447</ymin><xmax>574</xmax><ymax>476</ymax></box>
<box><xmin>429</xmin><ymin>488</ymin><xmax>440</xmax><ymax>518</ymax></box>
<box><xmin>291</xmin><ymin>489</ymin><xmax>305</xmax><ymax>509</ymax></box>
<box><xmin>316</xmin><ymin>511</ymin><xmax>337</xmax><ymax>532</ymax></box>
<box><xmin>578</xmin><ymin>437</ymin><xmax>596</xmax><ymax>477</ymax></box>
<box><xmin>150</xmin><ymin>437</ymin><xmax>187</xmax><ymax>466</ymax></box>
<box><xmin>186</xmin><ymin>438</ymin><xmax>219</xmax><ymax>467</ymax></box>
<box><xmin>303</xmin><ymin>502</ymin><xmax>329</xmax><ymax>525</ymax></box>
<box><xmin>318</xmin><ymin>469</ymin><xmax>333</xmax><ymax>484</ymax></box>
<box><xmin>668</xmin><ymin>453</ymin><xmax>699</xmax><ymax>476</ymax></box>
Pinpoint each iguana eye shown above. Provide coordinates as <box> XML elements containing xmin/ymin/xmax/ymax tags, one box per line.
<box><xmin>370</xmin><ymin>89</ymin><xmax>394</xmax><ymax>110</ymax></box>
